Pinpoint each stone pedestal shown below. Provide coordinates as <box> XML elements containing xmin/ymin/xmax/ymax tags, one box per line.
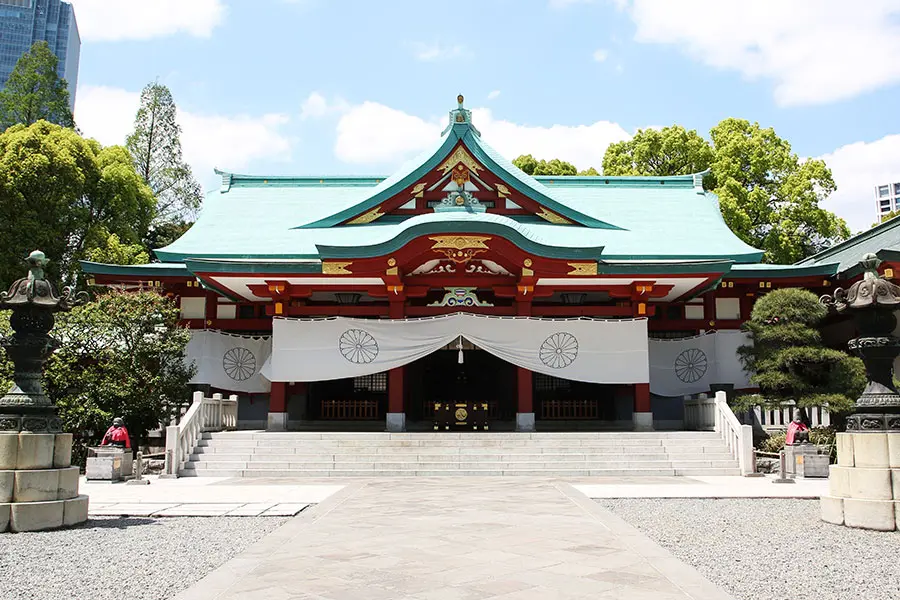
<box><xmin>784</xmin><ymin>444</ymin><xmax>829</xmax><ymax>478</ymax></box>
<box><xmin>633</xmin><ymin>411</ymin><xmax>654</xmax><ymax>432</ymax></box>
<box><xmin>1</xmin><ymin>432</ymin><xmax>89</xmax><ymax>532</ymax></box>
<box><xmin>515</xmin><ymin>412</ymin><xmax>535</xmax><ymax>432</ymax></box>
<box><xmin>386</xmin><ymin>412</ymin><xmax>406</xmax><ymax>433</ymax></box>
<box><xmin>820</xmin><ymin>432</ymin><xmax>899</xmax><ymax>531</ymax></box>
<box><xmin>267</xmin><ymin>412</ymin><xmax>288</xmax><ymax>432</ymax></box>
<box><xmin>86</xmin><ymin>446</ymin><xmax>126</xmax><ymax>481</ymax></box>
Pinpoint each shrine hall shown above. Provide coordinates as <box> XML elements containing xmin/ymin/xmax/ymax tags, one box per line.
<box><xmin>82</xmin><ymin>96</ymin><xmax>864</xmax><ymax>433</ymax></box>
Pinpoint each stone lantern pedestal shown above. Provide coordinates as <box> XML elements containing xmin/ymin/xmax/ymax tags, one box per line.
<box><xmin>0</xmin><ymin>432</ymin><xmax>87</xmax><ymax>532</ymax></box>
<box><xmin>819</xmin><ymin>254</ymin><xmax>900</xmax><ymax>531</ymax></box>
<box><xmin>1</xmin><ymin>251</ymin><xmax>90</xmax><ymax>532</ymax></box>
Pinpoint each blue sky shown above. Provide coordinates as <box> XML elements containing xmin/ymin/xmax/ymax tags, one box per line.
<box><xmin>70</xmin><ymin>0</ymin><xmax>900</xmax><ymax>232</ymax></box>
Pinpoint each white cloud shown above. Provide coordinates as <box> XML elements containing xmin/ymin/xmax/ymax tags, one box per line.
<box><xmin>409</xmin><ymin>41</ymin><xmax>470</xmax><ymax>62</ymax></box>
<box><xmin>75</xmin><ymin>85</ymin><xmax>292</xmax><ymax>187</ymax></box>
<box><xmin>332</xmin><ymin>100</ymin><xmax>630</xmax><ymax>171</ymax></box>
<box><xmin>335</xmin><ymin>102</ymin><xmax>442</xmax><ymax>164</ymax></box>
<box><xmin>819</xmin><ymin>134</ymin><xmax>900</xmax><ymax>232</ymax></box>
<box><xmin>300</xmin><ymin>92</ymin><xmax>349</xmax><ymax>120</ymax></box>
<box><xmin>487</xmin><ymin>90</ymin><xmax>501</xmax><ymax>100</ymax></box>
<box><xmin>592</xmin><ymin>48</ymin><xmax>609</xmax><ymax>63</ymax></box>
<box><xmin>615</xmin><ymin>0</ymin><xmax>900</xmax><ymax>106</ymax></box>
<box><xmin>474</xmin><ymin>108</ymin><xmax>631</xmax><ymax>171</ymax></box>
<box><xmin>68</xmin><ymin>0</ymin><xmax>226</xmax><ymax>42</ymax></box>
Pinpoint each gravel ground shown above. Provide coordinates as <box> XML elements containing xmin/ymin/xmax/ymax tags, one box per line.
<box><xmin>0</xmin><ymin>516</ymin><xmax>289</xmax><ymax>600</ymax></box>
<box><xmin>598</xmin><ymin>498</ymin><xmax>900</xmax><ymax>600</ymax></box>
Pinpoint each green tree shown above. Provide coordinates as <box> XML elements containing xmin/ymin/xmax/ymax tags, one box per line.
<box><xmin>603</xmin><ymin>125</ymin><xmax>714</xmax><ymax>177</ymax></box>
<box><xmin>871</xmin><ymin>209</ymin><xmax>900</xmax><ymax>228</ymax></box>
<box><xmin>0</xmin><ymin>41</ymin><xmax>74</xmax><ymax>130</ymax></box>
<box><xmin>0</xmin><ymin>121</ymin><xmax>155</xmax><ymax>288</ymax></box>
<box><xmin>126</xmin><ymin>82</ymin><xmax>203</xmax><ymax>235</ymax></box>
<box><xmin>85</xmin><ymin>233</ymin><xmax>150</xmax><ymax>266</ymax></box>
<box><xmin>736</xmin><ymin>288</ymin><xmax>865</xmax><ymax>416</ymax></box>
<box><xmin>0</xmin><ymin>311</ymin><xmax>11</xmax><ymax>393</ymax></box>
<box><xmin>602</xmin><ymin>119</ymin><xmax>850</xmax><ymax>264</ymax></box>
<box><xmin>43</xmin><ymin>290</ymin><xmax>195</xmax><ymax>456</ymax></box>
<box><xmin>513</xmin><ymin>154</ymin><xmax>578</xmax><ymax>176</ymax></box>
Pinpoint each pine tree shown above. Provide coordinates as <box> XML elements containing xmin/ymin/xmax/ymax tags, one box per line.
<box><xmin>0</xmin><ymin>41</ymin><xmax>74</xmax><ymax>129</ymax></box>
<box><xmin>737</xmin><ymin>288</ymin><xmax>865</xmax><ymax>414</ymax></box>
<box><xmin>126</xmin><ymin>82</ymin><xmax>202</xmax><ymax>237</ymax></box>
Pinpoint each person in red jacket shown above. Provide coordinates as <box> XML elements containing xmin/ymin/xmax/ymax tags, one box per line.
<box><xmin>101</xmin><ymin>417</ymin><xmax>131</xmax><ymax>449</ymax></box>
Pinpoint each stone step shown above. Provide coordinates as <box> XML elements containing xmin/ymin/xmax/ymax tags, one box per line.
<box><xmin>195</xmin><ymin>439</ymin><xmax>727</xmax><ymax>449</ymax></box>
<box><xmin>205</xmin><ymin>431</ymin><xmax>721</xmax><ymax>441</ymax></box>
<box><xmin>189</xmin><ymin>451</ymin><xmax>736</xmax><ymax>463</ymax></box>
<box><xmin>187</xmin><ymin>459</ymin><xmax>739</xmax><ymax>471</ymax></box>
<box><xmin>179</xmin><ymin>467</ymin><xmax>692</xmax><ymax>478</ymax></box>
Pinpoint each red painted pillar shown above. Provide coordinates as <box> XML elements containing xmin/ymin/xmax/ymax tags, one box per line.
<box><xmin>633</xmin><ymin>382</ymin><xmax>653</xmax><ymax>431</ymax></box>
<box><xmin>387</xmin><ymin>297</ymin><xmax>406</xmax><ymax>432</ymax></box>
<box><xmin>516</xmin><ymin>297</ymin><xmax>535</xmax><ymax>431</ymax></box>
<box><xmin>268</xmin><ymin>381</ymin><xmax>288</xmax><ymax>431</ymax></box>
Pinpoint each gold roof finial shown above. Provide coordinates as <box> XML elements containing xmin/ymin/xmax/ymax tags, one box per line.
<box><xmin>457</xmin><ymin>94</ymin><xmax>464</xmax><ymax>106</ymax></box>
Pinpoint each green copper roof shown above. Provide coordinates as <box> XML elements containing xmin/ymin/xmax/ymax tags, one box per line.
<box><xmin>152</xmin><ymin>99</ymin><xmax>764</xmax><ymax>267</ymax></box>
<box><xmin>297</xmin><ymin>122</ymin><xmax>617</xmax><ymax>230</ymax></box>
<box><xmin>796</xmin><ymin>215</ymin><xmax>900</xmax><ymax>276</ymax></box>
<box><xmin>728</xmin><ymin>263</ymin><xmax>838</xmax><ymax>278</ymax></box>
<box><xmin>80</xmin><ymin>261</ymin><xmax>190</xmax><ymax>277</ymax></box>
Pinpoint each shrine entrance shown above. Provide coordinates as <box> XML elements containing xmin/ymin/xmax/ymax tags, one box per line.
<box><xmin>405</xmin><ymin>345</ymin><xmax>517</xmax><ymax>427</ymax></box>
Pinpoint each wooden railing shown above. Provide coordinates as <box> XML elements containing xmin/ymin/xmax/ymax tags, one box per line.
<box><xmin>163</xmin><ymin>391</ymin><xmax>238</xmax><ymax>477</ymax></box>
<box><xmin>320</xmin><ymin>399</ymin><xmax>379</xmax><ymax>420</ymax></box>
<box><xmin>712</xmin><ymin>391</ymin><xmax>754</xmax><ymax>476</ymax></box>
<box><xmin>540</xmin><ymin>399</ymin><xmax>599</xmax><ymax>420</ymax></box>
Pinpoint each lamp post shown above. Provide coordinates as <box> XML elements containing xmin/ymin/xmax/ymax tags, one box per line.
<box><xmin>819</xmin><ymin>253</ymin><xmax>900</xmax><ymax>531</ymax></box>
<box><xmin>0</xmin><ymin>251</ymin><xmax>89</xmax><ymax>532</ymax></box>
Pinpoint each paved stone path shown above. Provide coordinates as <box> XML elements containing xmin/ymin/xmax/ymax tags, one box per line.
<box><xmin>175</xmin><ymin>478</ymin><xmax>734</xmax><ymax>600</ymax></box>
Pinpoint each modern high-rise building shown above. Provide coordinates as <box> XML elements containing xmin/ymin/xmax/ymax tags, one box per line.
<box><xmin>875</xmin><ymin>181</ymin><xmax>900</xmax><ymax>220</ymax></box>
<box><xmin>0</xmin><ymin>0</ymin><xmax>80</xmax><ymax>110</ymax></box>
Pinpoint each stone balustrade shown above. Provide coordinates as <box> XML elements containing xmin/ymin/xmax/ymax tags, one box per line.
<box><xmin>163</xmin><ymin>392</ymin><xmax>238</xmax><ymax>478</ymax></box>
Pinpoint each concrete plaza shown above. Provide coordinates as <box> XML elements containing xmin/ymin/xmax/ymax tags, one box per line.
<box><xmin>166</xmin><ymin>477</ymin><xmax>751</xmax><ymax>600</ymax></box>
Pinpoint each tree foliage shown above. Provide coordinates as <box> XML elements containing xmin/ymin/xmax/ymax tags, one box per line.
<box><xmin>737</xmin><ymin>288</ymin><xmax>865</xmax><ymax>414</ymax></box>
<box><xmin>871</xmin><ymin>209</ymin><xmax>900</xmax><ymax>229</ymax></box>
<box><xmin>85</xmin><ymin>233</ymin><xmax>150</xmax><ymax>266</ymax></box>
<box><xmin>603</xmin><ymin>125</ymin><xmax>714</xmax><ymax>176</ymax></box>
<box><xmin>0</xmin><ymin>311</ymin><xmax>11</xmax><ymax>393</ymax></box>
<box><xmin>513</xmin><ymin>154</ymin><xmax>598</xmax><ymax>176</ymax></box>
<box><xmin>0</xmin><ymin>121</ymin><xmax>155</xmax><ymax>289</ymax></box>
<box><xmin>0</xmin><ymin>41</ymin><xmax>74</xmax><ymax>130</ymax></box>
<box><xmin>602</xmin><ymin>120</ymin><xmax>850</xmax><ymax>264</ymax></box>
<box><xmin>126</xmin><ymin>82</ymin><xmax>202</xmax><ymax>234</ymax></box>
<box><xmin>43</xmin><ymin>291</ymin><xmax>195</xmax><ymax>447</ymax></box>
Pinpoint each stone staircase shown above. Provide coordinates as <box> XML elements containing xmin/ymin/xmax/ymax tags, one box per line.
<box><xmin>180</xmin><ymin>431</ymin><xmax>741</xmax><ymax>477</ymax></box>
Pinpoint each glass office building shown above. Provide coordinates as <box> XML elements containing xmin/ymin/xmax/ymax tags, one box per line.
<box><xmin>0</xmin><ymin>0</ymin><xmax>79</xmax><ymax>110</ymax></box>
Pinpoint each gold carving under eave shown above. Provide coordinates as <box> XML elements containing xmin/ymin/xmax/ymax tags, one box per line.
<box><xmin>568</xmin><ymin>262</ymin><xmax>598</xmax><ymax>276</ymax></box>
<box><xmin>347</xmin><ymin>206</ymin><xmax>385</xmax><ymax>225</ymax></box>
<box><xmin>536</xmin><ymin>207</ymin><xmax>573</xmax><ymax>224</ymax></box>
<box><xmin>322</xmin><ymin>261</ymin><xmax>353</xmax><ymax>275</ymax></box>
<box><xmin>496</xmin><ymin>183</ymin><xmax>510</xmax><ymax>198</ymax></box>
<box><xmin>411</xmin><ymin>183</ymin><xmax>426</xmax><ymax>198</ymax></box>
<box><xmin>438</xmin><ymin>248</ymin><xmax>487</xmax><ymax>264</ymax></box>
<box><xmin>437</xmin><ymin>146</ymin><xmax>483</xmax><ymax>176</ymax></box>
<box><xmin>430</xmin><ymin>235</ymin><xmax>491</xmax><ymax>251</ymax></box>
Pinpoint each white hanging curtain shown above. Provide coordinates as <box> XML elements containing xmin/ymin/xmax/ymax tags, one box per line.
<box><xmin>648</xmin><ymin>330</ymin><xmax>753</xmax><ymax>397</ymax></box>
<box><xmin>185</xmin><ymin>330</ymin><xmax>273</xmax><ymax>393</ymax></box>
<box><xmin>271</xmin><ymin>314</ymin><xmax>649</xmax><ymax>384</ymax></box>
